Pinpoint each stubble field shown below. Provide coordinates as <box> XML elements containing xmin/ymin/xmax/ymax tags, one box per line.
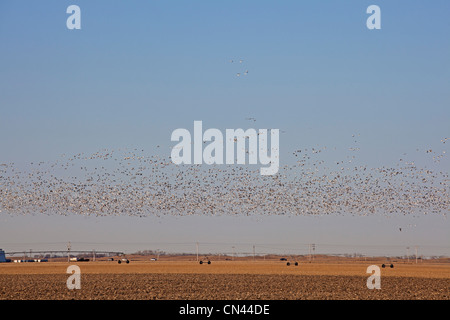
<box><xmin>0</xmin><ymin>261</ymin><xmax>449</xmax><ymax>300</ymax></box>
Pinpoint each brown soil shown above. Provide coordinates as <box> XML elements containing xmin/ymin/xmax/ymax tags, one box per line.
<box><xmin>0</xmin><ymin>261</ymin><xmax>448</xmax><ymax>300</ymax></box>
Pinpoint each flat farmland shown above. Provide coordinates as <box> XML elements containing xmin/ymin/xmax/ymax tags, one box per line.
<box><xmin>0</xmin><ymin>261</ymin><xmax>449</xmax><ymax>300</ymax></box>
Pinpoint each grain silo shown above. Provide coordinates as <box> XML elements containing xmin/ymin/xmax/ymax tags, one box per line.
<box><xmin>0</xmin><ymin>249</ymin><xmax>6</xmax><ymax>263</ymax></box>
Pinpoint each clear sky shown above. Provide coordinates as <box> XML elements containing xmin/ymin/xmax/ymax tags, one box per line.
<box><xmin>0</xmin><ymin>1</ymin><xmax>449</xmax><ymax>256</ymax></box>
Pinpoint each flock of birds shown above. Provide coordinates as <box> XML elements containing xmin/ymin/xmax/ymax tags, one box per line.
<box><xmin>0</xmin><ymin>135</ymin><xmax>448</xmax><ymax>219</ymax></box>
<box><xmin>230</xmin><ymin>58</ymin><xmax>248</xmax><ymax>77</ymax></box>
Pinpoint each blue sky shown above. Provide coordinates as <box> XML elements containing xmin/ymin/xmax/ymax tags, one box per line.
<box><xmin>0</xmin><ymin>1</ymin><xmax>449</xmax><ymax>256</ymax></box>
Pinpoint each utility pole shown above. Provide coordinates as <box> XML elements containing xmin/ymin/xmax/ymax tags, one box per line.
<box><xmin>232</xmin><ymin>246</ymin><xmax>235</xmax><ymax>261</ymax></box>
<box><xmin>67</xmin><ymin>242</ymin><xmax>71</xmax><ymax>263</ymax></box>
<box><xmin>309</xmin><ymin>244</ymin><xmax>311</xmax><ymax>262</ymax></box>
<box><xmin>406</xmin><ymin>247</ymin><xmax>410</xmax><ymax>263</ymax></box>
<box><xmin>415</xmin><ymin>246</ymin><xmax>418</xmax><ymax>264</ymax></box>
<box><xmin>196</xmin><ymin>242</ymin><xmax>199</xmax><ymax>262</ymax></box>
<box><xmin>312</xmin><ymin>244</ymin><xmax>316</xmax><ymax>262</ymax></box>
<box><xmin>253</xmin><ymin>245</ymin><xmax>255</xmax><ymax>262</ymax></box>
